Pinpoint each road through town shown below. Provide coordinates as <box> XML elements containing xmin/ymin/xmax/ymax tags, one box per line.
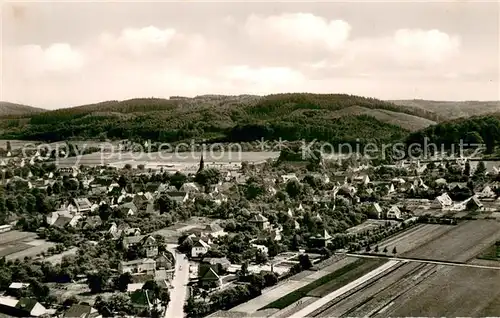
<box><xmin>164</xmin><ymin>249</ymin><xmax>189</xmax><ymax>318</ymax></box>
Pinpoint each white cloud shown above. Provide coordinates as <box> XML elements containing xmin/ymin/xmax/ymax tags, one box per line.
<box><xmin>244</xmin><ymin>13</ymin><xmax>351</xmax><ymax>51</ymax></box>
<box><xmin>14</xmin><ymin>43</ymin><xmax>84</xmax><ymax>76</ymax></box>
<box><xmin>391</xmin><ymin>29</ymin><xmax>461</xmax><ymax>65</ymax></box>
<box><xmin>98</xmin><ymin>26</ymin><xmax>177</xmax><ymax>57</ymax></box>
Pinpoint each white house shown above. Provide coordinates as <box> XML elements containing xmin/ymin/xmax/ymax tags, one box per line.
<box><xmin>386</xmin><ymin>206</ymin><xmax>402</xmax><ymax>219</ymax></box>
<box><xmin>191</xmin><ymin>239</ymin><xmax>210</xmax><ymax>258</ymax></box>
<box><xmin>434</xmin><ymin>193</ymin><xmax>453</xmax><ymax>209</ymax></box>
<box><xmin>476</xmin><ymin>185</ymin><xmax>496</xmax><ymax>199</ymax></box>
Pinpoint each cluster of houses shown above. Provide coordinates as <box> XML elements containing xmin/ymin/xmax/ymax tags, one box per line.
<box><xmin>1</xmin><ymin>146</ymin><xmax>500</xmax><ymax>316</ymax></box>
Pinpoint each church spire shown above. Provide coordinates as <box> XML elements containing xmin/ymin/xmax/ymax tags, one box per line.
<box><xmin>197</xmin><ymin>154</ymin><xmax>204</xmax><ymax>173</ymax></box>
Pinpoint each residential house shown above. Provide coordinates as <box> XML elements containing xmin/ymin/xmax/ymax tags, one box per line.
<box><xmin>63</xmin><ymin>304</ymin><xmax>102</xmax><ymax>318</ymax></box>
<box><xmin>198</xmin><ymin>267</ymin><xmax>222</xmax><ymax>289</ymax></box>
<box><xmin>386</xmin><ymin>206</ymin><xmax>402</xmax><ymax>219</ymax></box>
<box><xmin>386</xmin><ymin>183</ymin><xmax>396</xmax><ymax>194</ymax></box>
<box><xmin>180</xmin><ymin>182</ymin><xmax>200</xmax><ymax>193</ymax></box>
<box><xmin>122</xmin><ymin>235</ymin><xmax>158</xmax><ymax>258</ymax></box>
<box><xmin>124</xmin><ymin>227</ymin><xmax>142</xmax><ymax>237</ymax></box>
<box><xmin>191</xmin><ymin>239</ymin><xmax>210</xmax><ymax>258</ymax></box>
<box><xmin>46</xmin><ymin>211</ymin><xmax>81</xmax><ymax>228</ymax></box>
<box><xmin>119</xmin><ymin>202</ymin><xmax>138</xmax><ymax>216</ymax></box>
<box><xmin>202</xmin><ymin>223</ymin><xmax>226</xmax><ymax>238</ymax></box>
<box><xmin>433</xmin><ymin>193</ymin><xmax>453</xmax><ymax>209</ymax></box>
<box><xmin>294</xmin><ymin>220</ymin><xmax>301</xmax><ymax>230</ymax></box>
<box><xmin>155</xmin><ymin>253</ymin><xmax>175</xmax><ymax>280</ymax></box>
<box><xmin>82</xmin><ymin>216</ymin><xmax>103</xmax><ymax>230</ymax></box>
<box><xmin>210</xmin><ymin>192</ymin><xmax>228</xmax><ymax>205</ymax></box>
<box><xmin>166</xmin><ymin>191</ymin><xmax>189</xmax><ymax>204</ymax></box>
<box><xmin>476</xmin><ymin>185</ymin><xmax>496</xmax><ymax>199</ymax></box>
<box><xmin>108</xmin><ymin>222</ymin><xmax>131</xmax><ymax>240</ymax></box>
<box><xmin>339</xmin><ymin>184</ymin><xmax>357</xmax><ymax>197</ymax></box>
<box><xmin>130</xmin><ymin>289</ymin><xmax>157</xmax><ymax>312</ymax></box>
<box><xmin>466</xmin><ymin>196</ymin><xmax>484</xmax><ymax>211</ymax></box>
<box><xmin>249</xmin><ymin>213</ymin><xmax>270</xmax><ymax>230</ymax></box>
<box><xmin>331</xmin><ymin>172</ymin><xmax>347</xmax><ymax>185</ymax></box>
<box><xmin>0</xmin><ymin>297</ymin><xmax>46</xmax><ymax>317</ymax></box>
<box><xmin>201</xmin><ymin>257</ymin><xmax>231</xmax><ymax>272</ymax></box>
<box><xmin>142</xmin><ymin>236</ymin><xmax>159</xmax><ymax>258</ymax></box>
<box><xmin>118</xmin><ymin>258</ymin><xmax>156</xmax><ymax>275</ymax></box>
<box><xmin>8</xmin><ymin>283</ymin><xmax>30</xmax><ymax>292</ymax></box>
<box><xmin>133</xmin><ymin>193</ymin><xmax>153</xmax><ymax>211</ymax></box>
<box><xmin>353</xmin><ymin>175</ymin><xmax>370</xmax><ymax>186</ymax></box>
<box><xmin>368</xmin><ymin>203</ymin><xmax>383</xmax><ymax>219</ymax></box>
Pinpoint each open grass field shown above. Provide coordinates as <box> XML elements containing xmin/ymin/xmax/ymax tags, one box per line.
<box><xmin>0</xmin><ymin>243</ymin><xmax>32</xmax><ymax>258</ymax></box>
<box><xmin>0</xmin><ymin>230</ymin><xmax>56</xmax><ymax>261</ymax></box>
<box><xmin>0</xmin><ymin>230</ymin><xmax>37</xmax><ymax>245</ymax></box>
<box><xmin>403</xmin><ymin>220</ymin><xmax>500</xmax><ymax>262</ymax></box>
<box><xmin>306</xmin><ymin>258</ymin><xmax>386</xmax><ymax>298</ymax></box>
<box><xmin>5</xmin><ymin>241</ymin><xmax>56</xmax><ymax>261</ymax></box>
<box><xmin>379</xmin><ymin>265</ymin><xmax>500</xmax><ymax>317</ymax></box>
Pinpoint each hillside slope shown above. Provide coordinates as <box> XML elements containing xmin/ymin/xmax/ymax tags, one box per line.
<box><xmin>320</xmin><ymin>106</ymin><xmax>436</xmax><ymax>131</ymax></box>
<box><xmin>0</xmin><ymin>102</ymin><xmax>46</xmax><ymax>117</ymax></box>
<box><xmin>390</xmin><ymin>100</ymin><xmax>500</xmax><ymax>120</ymax></box>
<box><xmin>0</xmin><ymin>94</ymin><xmax>439</xmax><ymax>143</ymax></box>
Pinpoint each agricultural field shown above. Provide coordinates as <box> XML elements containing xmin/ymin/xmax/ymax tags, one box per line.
<box><xmin>375</xmin><ymin>223</ymin><xmax>456</xmax><ymax>255</ymax></box>
<box><xmin>402</xmin><ymin>220</ymin><xmax>500</xmax><ymax>262</ymax></box>
<box><xmin>0</xmin><ymin>230</ymin><xmax>56</xmax><ymax>261</ymax></box>
<box><xmin>380</xmin><ymin>266</ymin><xmax>500</xmax><ymax>317</ymax></box>
<box><xmin>305</xmin><ymin>258</ymin><xmax>387</xmax><ymax>298</ymax></box>
<box><xmin>311</xmin><ymin>262</ymin><xmax>437</xmax><ymax>317</ymax></box>
<box><xmin>236</xmin><ymin>220</ymin><xmax>500</xmax><ymax>318</ymax></box>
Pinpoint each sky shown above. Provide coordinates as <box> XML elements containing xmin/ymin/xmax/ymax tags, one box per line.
<box><xmin>1</xmin><ymin>0</ymin><xmax>499</xmax><ymax>109</ymax></box>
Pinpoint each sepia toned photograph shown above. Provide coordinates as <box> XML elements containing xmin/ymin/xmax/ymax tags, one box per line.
<box><xmin>0</xmin><ymin>1</ymin><xmax>499</xmax><ymax>317</ymax></box>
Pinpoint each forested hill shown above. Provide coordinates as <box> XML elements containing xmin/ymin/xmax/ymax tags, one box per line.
<box><xmin>0</xmin><ymin>93</ymin><xmax>475</xmax><ymax>145</ymax></box>
<box><xmin>0</xmin><ymin>94</ymin><xmax>438</xmax><ymax>144</ymax></box>
<box><xmin>0</xmin><ymin>102</ymin><xmax>46</xmax><ymax>117</ymax></box>
<box><xmin>406</xmin><ymin>113</ymin><xmax>500</xmax><ymax>154</ymax></box>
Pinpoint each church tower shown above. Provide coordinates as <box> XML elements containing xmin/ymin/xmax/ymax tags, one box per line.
<box><xmin>197</xmin><ymin>154</ymin><xmax>204</xmax><ymax>173</ymax></box>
